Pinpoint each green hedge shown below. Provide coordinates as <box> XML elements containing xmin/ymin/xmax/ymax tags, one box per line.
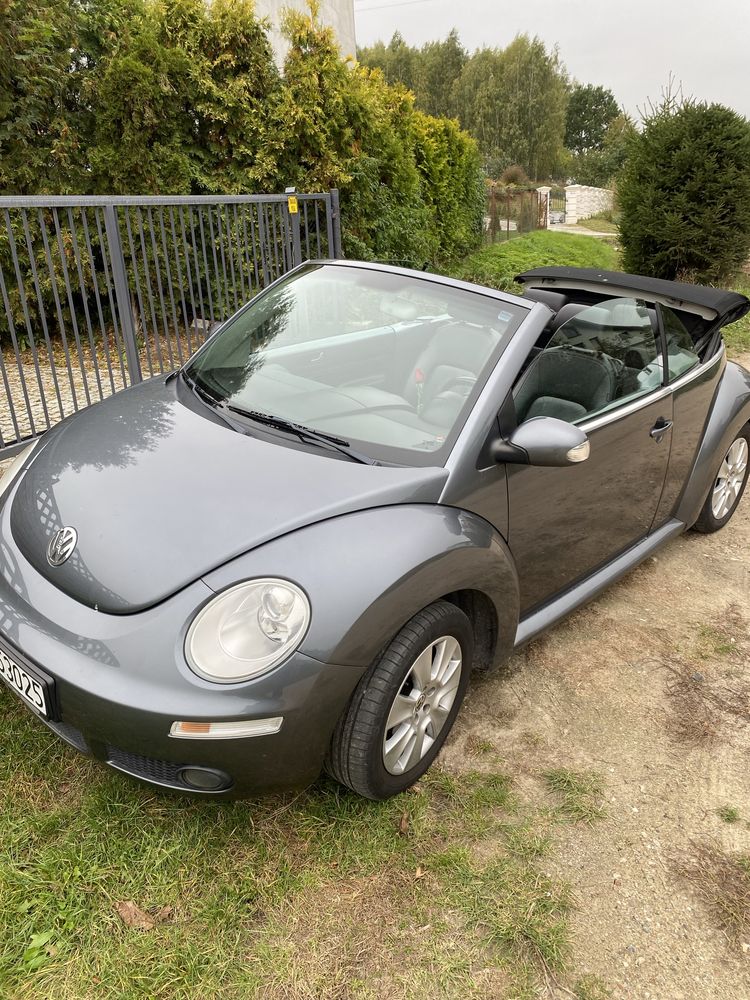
<box><xmin>0</xmin><ymin>0</ymin><xmax>484</xmax><ymax>270</ymax></box>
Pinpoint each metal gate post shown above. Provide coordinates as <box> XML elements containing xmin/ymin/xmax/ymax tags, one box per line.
<box><xmin>329</xmin><ymin>188</ymin><xmax>343</xmax><ymax>259</ymax></box>
<box><xmin>285</xmin><ymin>187</ymin><xmax>303</xmax><ymax>267</ymax></box>
<box><xmin>103</xmin><ymin>205</ymin><xmax>142</xmax><ymax>384</ymax></box>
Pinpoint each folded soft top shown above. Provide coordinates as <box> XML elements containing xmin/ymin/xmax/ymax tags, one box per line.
<box><xmin>516</xmin><ymin>267</ymin><xmax>750</xmax><ymax>326</ymax></box>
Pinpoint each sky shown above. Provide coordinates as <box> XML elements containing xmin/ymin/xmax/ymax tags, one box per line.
<box><xmin>353</xmin><ymin>0</ymin><xmax>750</xmax><ymax>119</ymax></box>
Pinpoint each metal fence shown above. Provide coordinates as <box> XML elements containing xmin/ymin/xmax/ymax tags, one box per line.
<box><xmin>484</xmin><ymin>186</ymin><xmax>546</xmax><ymax>244</ymax></box>
<box><xmin>0</xmin><ymin>190</ymin><xmax>342</xmax><ymax>459</ymax></box>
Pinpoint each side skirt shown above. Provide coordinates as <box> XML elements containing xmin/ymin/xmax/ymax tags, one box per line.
<box><xmin>513</xmin><ymin>518</ymin><xmax>686</xmax><ymax>649</ymax></box>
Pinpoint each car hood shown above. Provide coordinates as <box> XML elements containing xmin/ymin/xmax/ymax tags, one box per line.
<box><xmin>8</xmin><ymin>376</ymin><xmax>448</xmax><ymax>613</ymax></box>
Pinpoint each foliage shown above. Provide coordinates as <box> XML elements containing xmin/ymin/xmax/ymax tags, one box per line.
<box><xmin>0</xmin><ymin>0</ymin><xmax>485</xmax><ymax>346</ymax></box>
<box><xmin>449</xmin><ymin>230</ymin><xmax>619</xmax><ymax>292</ymax></box>
<box><xmin>359</xmin><ymin>31</ymin><xmax>570</xmax><ymax>181</ymax></box>
<box><xmin>566</xmin><ymin>113</ymin><xmax>636</xmax><ymax>187</ymax></box>
<box><xmin>500</xmin><ymin>164</ymin><xmax>530</xmax><ymax>186</ymax></box>
<box><xmin>565</xmin><ymin>83</ymin><xmax>619</xmax><ymax>155</ymax></box>
<box><xmin>0</xmin><ymin>0</ymin><xmax>84</xmax><ymax>193</ymax></box>
<box><xmin>618</xmin><ymin>97</ymin><xmax>750</xmax><ymax>284</ymax></box>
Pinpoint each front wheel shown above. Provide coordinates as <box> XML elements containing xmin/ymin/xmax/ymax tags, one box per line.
<box><xmin>692</xmin><ymin>428</ymin><xmax>750</xmax><ymax>533</ymax></box>
<box><xmin>326</xmin><ymin>600</ymin><xmax>473</xmax><ymax>800</ymax></box>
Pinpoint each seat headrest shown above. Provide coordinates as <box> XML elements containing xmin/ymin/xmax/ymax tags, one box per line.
<box><xmin>550</xmin><ymin>303</ymin><xmax>588</xmax><ymax>331</ymax></box>
<box><xmin>379</xmin><ymin>295</ymin><xmax>420</xmax><ymax>321</ymax></box>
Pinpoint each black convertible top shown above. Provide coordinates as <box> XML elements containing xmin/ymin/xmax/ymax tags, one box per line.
<box><xmin>516</xmin><ymin>267</ymin><xmax>750</xmax><ymax>326</ymax></box>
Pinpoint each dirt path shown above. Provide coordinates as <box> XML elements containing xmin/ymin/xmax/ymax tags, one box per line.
<box><xmin>442</xmin><ymin>351</ymin><xmax>750</xmax><ymax>998</ymax></box>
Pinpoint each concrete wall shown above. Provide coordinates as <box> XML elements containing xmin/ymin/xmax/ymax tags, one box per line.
<box><xmin>564</xmin><ymin>185</ymin><xmax>614</xmax><ymax>226</ymax></box>
<box><xmin>254</xmin><ymin>0</ymin><xmax>357</xmax><ymax>67</ymax></box>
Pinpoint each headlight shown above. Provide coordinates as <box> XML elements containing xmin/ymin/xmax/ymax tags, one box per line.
<box><xmin>186</xmin><ymin>579</ymin><xmax>310</xmax><ymax>683</ymax></box>
<box><xmin>0</xmin><ymin>440</ymin><xmax>38</xmax><ymax>505</ymax></box>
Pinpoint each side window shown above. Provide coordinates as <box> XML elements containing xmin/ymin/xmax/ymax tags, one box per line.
<box><xmin>660</xmin><ymin>305</ymin><xmax>700</xmax><ymax>382</ymax></box>
<box><xmin>514</xmin><ymin>297</ymin><xmax>661</xmax><ymax>424</ymax></box>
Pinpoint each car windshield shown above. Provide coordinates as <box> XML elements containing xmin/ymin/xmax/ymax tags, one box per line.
<box><xmin>184</xmin><ymin>263</ymin><xmax>527</xmax><ymax>465</ymax></box>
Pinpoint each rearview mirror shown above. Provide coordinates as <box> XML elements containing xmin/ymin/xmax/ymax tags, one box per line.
<box><xmin>492</xmin><ymin>416</ymin><xmax>590</xmax><ymax>468</ymax></box>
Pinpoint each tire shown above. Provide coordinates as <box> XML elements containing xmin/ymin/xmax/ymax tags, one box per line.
<box><xmin>692</xmin><ymin>427</ymin><xmax>750</xmax><ymax>534</ymax></box>
<box><xmin>326</xmin><ymin>600</ymin><xmax>473</xmax><ymax>800</ymax></box>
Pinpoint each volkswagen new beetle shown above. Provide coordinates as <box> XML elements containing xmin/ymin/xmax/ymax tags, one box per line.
<box><xmin>0</xmin><ymin>262</ymin><xmax>748</xmax><ymax>799</ymax></box>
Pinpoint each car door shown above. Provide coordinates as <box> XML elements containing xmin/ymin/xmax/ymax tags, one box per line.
<box><xmin>506</xmin><ymin>297</ymin><xmax>673</xmax><ymax>614</ymax></box>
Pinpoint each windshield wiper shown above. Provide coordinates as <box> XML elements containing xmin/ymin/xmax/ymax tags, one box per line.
<box><xmin>223</xmin><ymin>405</ymin><xmax>378</xmax><ymax>465</ymax></box>
<box><xmin>181</xmin><ymin>370</ymin><xmax>242</xmax><ymax>431</ymax></box>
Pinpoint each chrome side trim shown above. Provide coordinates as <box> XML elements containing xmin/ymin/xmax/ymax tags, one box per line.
<box><xmin>578</xmin><ymin>348</ymin><xmax>725</xmax><ymax>434</ymax></box>
<box><xmin>513</xmin><ymin>518</ymin><xmax>685</xmax><ymax>648</ymax></box>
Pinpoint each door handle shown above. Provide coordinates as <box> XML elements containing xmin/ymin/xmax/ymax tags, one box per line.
<box><xmin>650</xmin><ymin>418</ymin><xmax>673</xmax><ymax>441</ymax></box>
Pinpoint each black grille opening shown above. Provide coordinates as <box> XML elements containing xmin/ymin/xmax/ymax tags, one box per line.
<box><xmin>106</xmin><ymin>746</ymin><xmax>184</xmax><ymax>785</ymax></box>
<box><xmin>45</xmin><ymin>719</ymin><xmax>90</xmax><ymax>755</ymax></box>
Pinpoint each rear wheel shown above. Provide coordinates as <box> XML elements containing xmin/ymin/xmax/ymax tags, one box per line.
<box><xmin>692</xmin><ymin>428</ymin><xmax>750</xmax><ymax>533</ymax></box>
<box><xmin>326</xmin><ymin>600</ymin><xmax>473</xmax><ymax>800</ymax></box>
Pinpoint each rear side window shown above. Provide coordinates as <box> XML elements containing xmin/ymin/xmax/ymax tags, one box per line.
<box><xmin>659</xmin><ymin>305</ymin><xmax>700</xmax><ymax>382</ymax></box>
<box><xmin>514</xmin><ymin>297</ymin><xmax>661</xmax><ymax>424</ymax></box>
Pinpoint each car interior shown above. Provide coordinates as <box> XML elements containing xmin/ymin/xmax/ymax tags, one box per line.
<box><xmin>513</xmin><ymin>286</ymin><xmax>704</xmax><ymax>424</ymax></box>
<box><xmin>199</xmin><ymin>282</ymin><xmax>520</xmax><ymax>455</ymax></box>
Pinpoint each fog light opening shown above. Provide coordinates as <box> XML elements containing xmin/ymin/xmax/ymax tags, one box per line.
<box><xmin>177</xmin><ymin>766</ymin><xmax>231</xmax><ymax>792</ymax></box>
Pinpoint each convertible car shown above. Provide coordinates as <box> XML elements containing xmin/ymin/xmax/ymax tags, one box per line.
<box><xmin>0</xmin><ymin>261</ymin><xmax>748</xmax><ymax>799</ymax></box>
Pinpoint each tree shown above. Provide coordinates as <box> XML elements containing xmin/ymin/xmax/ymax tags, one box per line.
<box><xmin>618</xmin><ymin>97</ymin><xmax>750</xmax><ymax>283</ymax></box>
<box><xmin>567</xmin><ymin>112</ymin><xmax>636</xmax><ymax>186</ymax></box>
<box><xmin>416</xmin><ymin>29</ymin><xmax>466</xmax><ymax>118</ymax></box>
<box><xmin>0</xmin><ymin>0</ymin><xmax>85</xmax><ymax>193</ymax></box>
<box><xmin>451</xmin><ymin>35</ymin><xmax>568</xmax><ymax>178</ymax></box>
<box><xmin>565</xmin><ymin>83</ymin><xmax>619</xmax><ymax>155</ymax></box>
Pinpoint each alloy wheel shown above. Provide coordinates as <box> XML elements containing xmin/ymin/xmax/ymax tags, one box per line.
<box><xmin>382</xmin><ymin>635</ymin><xmax>462</xmax><ymax>775</ymax></box>
<box><xmin>712</xmin><ymin>437</ymin><xmax>749</xmax><ymax>519</ymax></box>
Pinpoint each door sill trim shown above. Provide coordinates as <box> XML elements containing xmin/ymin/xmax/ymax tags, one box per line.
<box><xmin>513</xmin><ymin>518</ymin><xmax>685</xmax><ymax>648</ymax></box>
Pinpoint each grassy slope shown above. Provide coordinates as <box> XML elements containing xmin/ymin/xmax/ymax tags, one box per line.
<box><xmin>446</xmin><ymin>230</ymin><xmax>619</xmax><ymax>292</ymax></box>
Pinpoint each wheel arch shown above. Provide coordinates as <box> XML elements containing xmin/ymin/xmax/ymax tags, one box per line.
<box><xmin>440</xmin><ymin>588</ymin><xmax>498</xmax><ymax>672</ymax></box>
<box><xmin>676</xmin><ymin>359</ymin><xmax>750</xmax><ymax>528</ymax></box>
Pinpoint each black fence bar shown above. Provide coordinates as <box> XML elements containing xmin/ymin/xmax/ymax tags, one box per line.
<box><xmin>0</xmin><ymin>190</ymin><xmax>341</xmax><ymax>459</ymax></box>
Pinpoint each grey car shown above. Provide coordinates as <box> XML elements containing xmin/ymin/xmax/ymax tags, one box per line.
<box><xmin>0</xmin><ymin>261</ymin><xmax>748</xmax><ymax>800</ymax></box>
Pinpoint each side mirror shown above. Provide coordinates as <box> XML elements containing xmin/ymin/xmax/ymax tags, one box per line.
<box><xmin>492</xmin><ymin>416</ymin><xmax>590</xmax><ymax>468</ymax></box>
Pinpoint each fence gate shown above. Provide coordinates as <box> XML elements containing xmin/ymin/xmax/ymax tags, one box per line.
<box><xmin>0</xmin><ymin>190</ymin><xmax>342</xmax><ymax>459</ymax></box>
<box><xmin>484</xmin><ymin>186</ymin><xmax>545</xmax><ymax>244</ymax></box>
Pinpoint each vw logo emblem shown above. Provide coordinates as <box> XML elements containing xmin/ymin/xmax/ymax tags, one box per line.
<box><xmin>47</xmin><ymin>526</ymin><xmax>78</xmax><ymax>567</ymax></box>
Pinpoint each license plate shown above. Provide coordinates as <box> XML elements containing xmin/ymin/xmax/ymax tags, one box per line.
<box><xmin>0</xmin><ymin>645</ymin><xmax>48</xmax><ymax>717</ymax></box>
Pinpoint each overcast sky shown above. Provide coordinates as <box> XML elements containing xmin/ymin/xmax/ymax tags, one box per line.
<box><xmin>353</xmin><ymin>0</ymin><xmax>750</xmax><ymax>119</ymax></box>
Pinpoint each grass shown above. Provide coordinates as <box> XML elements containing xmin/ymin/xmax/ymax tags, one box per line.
<box><xmin>543</xmin><ymin>769</ymin><xmax>607</xmax><ymax>824</ymax></box>
<box><xmin>724</xmin><ymin>276</ymin><xmax>750</xmax><ymax>355</ymax></box>
<box><xmin>673</xmin><ymin>843</ymin><xmax>750</xmax><ymax>950</ymax></box>
<box><xmin>445</xmin><ymin>230</ymin><xmax>619</xmax><ymax>293</ymax></box>
<box><xmin>718</xmin><ymin>806</ymin><xmax>741</xmax><ymax>824</ymax></box>
<box><xmin>0</xmin><ymin>686</ymin><xmax>611</xmax><ymax>999</ymax></box>
<box><xmin>575</xmin><ymin>216</ymin><xmax>619</xmax><ymax>235</ymax></box>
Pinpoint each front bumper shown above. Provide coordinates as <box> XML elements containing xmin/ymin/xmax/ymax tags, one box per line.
<box><xmin>0</xmin><ymin>517</ymin><xmax>361</xmax><ymax>799</ymax></box>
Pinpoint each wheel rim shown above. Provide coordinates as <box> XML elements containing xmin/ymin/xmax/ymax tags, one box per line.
<box><xmin>711</xmin><ymin>437</ymin><xmax>749</xmax><ymax>520</ymax></box>
<box><xmin>382</xmin><ymin>635</ymin><xmax>462</xmax><ymax>775</ymax></box>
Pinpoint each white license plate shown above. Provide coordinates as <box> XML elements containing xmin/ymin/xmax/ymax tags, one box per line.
<box><xmin>0</xmin><ymin>646</ymin><xmax>48</xmax><ymax>717</ymax></box>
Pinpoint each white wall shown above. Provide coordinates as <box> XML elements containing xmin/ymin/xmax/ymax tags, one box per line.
<box><xmin>254</xmin><ymin>0</ymin><xmax>357</xmax><ymax>67</ymax></box>
<box><xmin>564</xmin><ymin>185</ymin><xmax>614</xmax><ymax>225</ymax></box>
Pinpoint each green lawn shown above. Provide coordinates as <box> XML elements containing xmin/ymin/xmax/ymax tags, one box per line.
<box><xmin>574</xmin><ymin>216</ymin><xmax>619</xmax><ymax>235</ymax></box>
<box><xmin>447</xmin><ymin>230</ymin><xmax>619</xmax><ymax>292</ymax></box>
<box><xmin>724</xmin><ymin>277</ymin><xmax>750</xmax><ymax>355</ymax></box>
<box><xmin>0</xmin><ymin>686</ymin><xmax>604</xmax><ymax>999</ymax></box>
